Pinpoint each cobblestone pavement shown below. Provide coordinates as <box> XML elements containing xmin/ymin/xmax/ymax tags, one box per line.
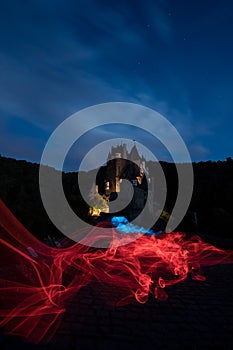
<box><xmin>1</xmin><ymin>264</ymin><xmax>233</xmax><ymax>350</ymax></box>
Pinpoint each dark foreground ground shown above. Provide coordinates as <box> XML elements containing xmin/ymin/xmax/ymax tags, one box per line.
<box><xmin>1</xmin><ymin>262</ymin><xmax>233</xmax><ymax>350</ymax></box>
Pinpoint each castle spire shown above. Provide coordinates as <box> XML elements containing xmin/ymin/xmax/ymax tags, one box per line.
<box><xmin>130</xmin><ymin>144</ymin><xmax>140</xmax><ymax>161</ymax></box>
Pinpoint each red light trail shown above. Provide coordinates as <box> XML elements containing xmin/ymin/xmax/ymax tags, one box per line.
<box><xmin>0</xmin><ymin>199</ymin><xmax>232</xmax><ymax>343</ymax></box>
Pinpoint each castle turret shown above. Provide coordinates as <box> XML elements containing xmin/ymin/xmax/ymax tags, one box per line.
<box><xmin>129</xmin><ymin>145</ymin><xmax>141</xmax><ymax>167</ymax></box>
<box><xmin>122</xmin><ymin>143</ymin><xmax>127</xmax><ymax>159</ymax></box>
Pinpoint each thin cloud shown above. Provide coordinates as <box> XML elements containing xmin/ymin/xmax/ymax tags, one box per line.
<box><xmin>0</xmin><ymin>0</ymin><xmax>232</xmax><ymax>164</ymax></box>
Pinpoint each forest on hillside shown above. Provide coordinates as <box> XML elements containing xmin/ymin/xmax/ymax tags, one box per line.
<box><xmin>0</xmin><ymin>155</ymin><xmax>233</xmax><ymax>241</ymax></box>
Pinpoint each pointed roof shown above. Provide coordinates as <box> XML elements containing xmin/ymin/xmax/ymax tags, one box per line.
<box><xmin>122</xmin><ymin>143</ymin><xmax>127</xmax><ymax>159</ymax></box>
<box><xmin>129</xmin><ymin>145</ymin><xmax>140</xmax><ymax>161</ymax></box>
<box><xmin>107</xmin><ymin>151</ymin><xmax>112</xmax><ymax>161</ymax></box>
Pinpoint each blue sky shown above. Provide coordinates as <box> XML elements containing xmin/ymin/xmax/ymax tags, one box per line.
<box><xmin>0</xmin><ymin>0</ymin><xmax>233</xmax><ymax>170</ymax></box>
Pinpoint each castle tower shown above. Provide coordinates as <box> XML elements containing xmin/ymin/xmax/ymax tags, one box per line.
<box><xmin>129</xmin><ymin>144</ymin><xmax>141</xmax><ymax>167</ymax></box>
<box><xmin>115</xmin><ymin>152</ymin><xmax>121</xmax><ymax>193</ymax></box>
<box><xmin>122</xmin><ymin>143</ymin><xmax>127</xmax><ymax>159</ymax></box>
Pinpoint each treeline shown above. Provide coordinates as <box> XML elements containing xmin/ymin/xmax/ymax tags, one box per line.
<box><xmin>0</xmin><ymin>156</ymin><xmax>91</xmax><ymax>241</ymax></box>
<box><xmin>148</xmin><ymin>158</ymin><xmax>233</xmax><ymax>238</ymax></box>
<box><xmin>0</xmin><ymin>155</ymin><xmax>233</xmax><ymax>240</ymax></box>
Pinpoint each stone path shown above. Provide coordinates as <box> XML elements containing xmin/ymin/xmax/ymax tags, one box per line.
<box><xmin>1</xmin><ymin>264</ymin><xmax>233</xmax><ymax>350</ymax></box>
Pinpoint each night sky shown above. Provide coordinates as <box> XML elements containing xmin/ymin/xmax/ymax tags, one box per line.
<box><xmin>0</xmin><ymin>0</ymin><xmax>233</xmax><ymax>170</ymax></box>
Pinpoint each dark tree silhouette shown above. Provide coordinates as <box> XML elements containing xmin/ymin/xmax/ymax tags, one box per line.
<box><xmin>0</xmin><ymin>155</ymin><xmax>233</xmax><ymax>241</ymax></box>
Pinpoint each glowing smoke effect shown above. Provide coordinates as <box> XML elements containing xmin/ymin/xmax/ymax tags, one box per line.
<box><xmin>111</xmin><ymin>216</ymin><xmax>162</xmax><ymax>235</ymax></box>
<box><xmin>0</xmin><ymin>199</ymin><xmax>233</xmax><ymax>343</ymax></box>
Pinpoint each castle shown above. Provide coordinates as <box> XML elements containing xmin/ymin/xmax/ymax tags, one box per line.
<box><xmin>93</xmin><ymin>143</ymin><xmax>156</xmax><ymax>221</ymax></box>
